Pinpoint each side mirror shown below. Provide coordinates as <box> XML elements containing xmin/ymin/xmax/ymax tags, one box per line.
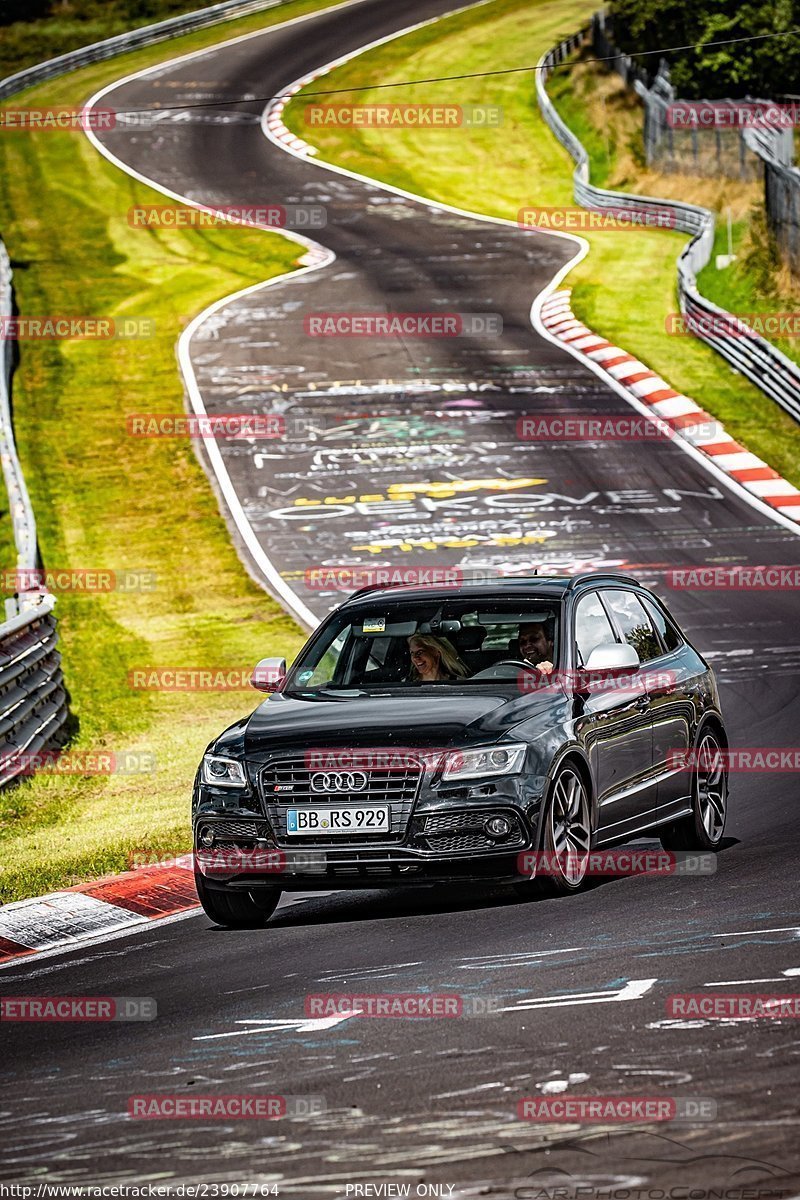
<box><xmin>251</xmin><ymin>657</ymin><xmax>286</xmax><ymax>693</ymax></box>
<box><xmin>583</xmin><ymin>642</ymin><xmax>640</xmax><ymax>673</ymax></box>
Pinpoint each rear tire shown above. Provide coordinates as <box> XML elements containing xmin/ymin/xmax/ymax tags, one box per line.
<box><xmin>194</xmin><ymin>870</ymin><xmax>281</xmax><ymax>928</ymax></box>
<box><xmin>660</xmin><ymin>727</ymin><xmax>727</xmax><ymax>852</ymax></box>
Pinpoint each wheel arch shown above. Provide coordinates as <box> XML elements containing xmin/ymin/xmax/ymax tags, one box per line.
<box><xmin>534</xmin><ymin>746</ymin><xmax>595</xmax><ymax>850</ymax></box>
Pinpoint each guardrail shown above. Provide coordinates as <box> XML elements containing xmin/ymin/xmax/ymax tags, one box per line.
<box><xmin>0</xmin><ymin>0</ymin><xmax>306</xmax><ymax>784</ymax></box>
<box><xmin>536</xmin><ymin>24</ymin><xmax>800</xmax><ymax>425</ymax></box>
<box><xmin>0</xmin><ymin>244</ymin><xmax>37</xmax><ymax>575</ymax></box>
<box><xmin>0</xmin><ymin>595</ymin><xmax>68</xmax><ymax>787</ymax></box>
<box><xmin>0</xmin><ymin>242</ymin><xmax>69</xmax><ymax>786</ymax></box>
<box><xmin>0</xmin><ymin>0</ymin><xmax>287</xmax><ymax>100</ymax></box>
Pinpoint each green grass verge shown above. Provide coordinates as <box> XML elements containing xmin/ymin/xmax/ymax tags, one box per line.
<box><xmin>283</xmin><ymin>0</ymin><xmax>800</xmax><ymax>490</ymax></box>
<box><xmin>0</xmin><ymin>0</ymin><xmax>347</xmax><ymax>904</ymax></box>
<box><xmin>0</xmin><ymin>0</ymin><xmax>326</xmax><ymax>80</ymax></box>
<box><xmin>697</xmin><ymin>210</ymin><xmax>800</xmax><ymax>371</ymax></box>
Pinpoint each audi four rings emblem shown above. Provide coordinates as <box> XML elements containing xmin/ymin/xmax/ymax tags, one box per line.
<box><xmin>310</xmin><ymin>771</ymin><xmax>368</xmax><ymax>793</ymax></box>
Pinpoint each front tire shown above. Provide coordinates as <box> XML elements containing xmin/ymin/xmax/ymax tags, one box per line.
<box><xmin>194</xmin><ymin>870</ymin><xmax>281</xmax><ymax>928</ymax></box>
<box><xmin>660</xmin><ymin>727</ymin><xmax>727</xmax><ymax>852</ymax></box>
<box><xmin>515</xmin><ymin>762</ymin><xmax>593</xmax><ymax>898</ymax></box>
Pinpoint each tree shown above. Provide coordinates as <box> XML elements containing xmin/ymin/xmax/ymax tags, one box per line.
<box><xmin>608</xmin><ymin>0</ymin><xmax>800</xmax><ymax>97</ymax></box>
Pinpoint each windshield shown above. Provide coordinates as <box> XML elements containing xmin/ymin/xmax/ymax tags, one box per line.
<box><xmin>284</xmin><ymin>600</ymin><xmax>561</xmax><ymax>693</ymax></box>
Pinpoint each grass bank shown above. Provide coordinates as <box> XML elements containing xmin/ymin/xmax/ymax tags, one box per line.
<box><xmin>2</xmin><ymin>0</ymin><xmax>287</xmax><ymax>82</ymax></box>
<box><xmin>0</xmin><ymin>0</ymin><xmax>343</xmax><ymax>903</ymax></box>
<box><xmin>282</xmin><ymin>0</ymin><xmax>800</xmax><ymax>489</ymax></box>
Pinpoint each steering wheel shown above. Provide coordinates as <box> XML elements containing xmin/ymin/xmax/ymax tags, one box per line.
<box><xmin>470</xmin><ymin>659</ymin><xmax>538</xmax><ymax>680</ymax></box>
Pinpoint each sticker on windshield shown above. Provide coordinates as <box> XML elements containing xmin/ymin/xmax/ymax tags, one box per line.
<box><xmin>362</xmin><ymin>617</ymin><xmax>386</xmax><ymax>634</ymax></box>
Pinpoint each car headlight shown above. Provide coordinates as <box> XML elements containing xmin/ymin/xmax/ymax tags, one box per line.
<box><xmin>441</xmin><ymin>743</ymin><xmax>527</xmax><ymax>781</ymax></box>
<box><xmin>201</xmin><ymin>754</ymin><xmax>247</xmax><ymax>788</ymax></box>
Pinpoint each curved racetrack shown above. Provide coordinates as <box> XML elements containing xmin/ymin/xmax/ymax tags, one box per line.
<box><xmin>3</xmin><ymin>0</ymin><xmax>800</xmax><ymax>1191</ymax></box>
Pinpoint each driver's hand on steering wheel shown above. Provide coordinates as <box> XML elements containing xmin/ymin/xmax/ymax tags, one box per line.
<box><xmin>537</xmin><ymin>660</ymin><xmax>554</xmax><ymax>675</ymax></box>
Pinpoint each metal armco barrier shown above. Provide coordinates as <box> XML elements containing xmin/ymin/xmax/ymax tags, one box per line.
<box><xmin>0</xmin><ymin>0</ymin><xmax>286</xmax><ymax>100</ymax></box>
<box><xmin>0</xmin><ymin>242</ymin><xmax>69</xmax><ymax>785</ymax></box>
<box><xmin>0</xmin><ymin>596</ymin><xmax>68</xmax><ymax>787</ymax></box>
<box><xmin>536</xmin><ymin>24</ymin><xmax>800</xmax><ymax>426</ymax></box>
<box><xmin>0</xmin><ymin>0</ymin><xmax>306</xmax><ymax>784</ymax></box>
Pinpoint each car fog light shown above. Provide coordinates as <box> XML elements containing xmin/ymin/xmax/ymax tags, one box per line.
<box><xmin>198</xmin><ymin>826</ymin><xmax>215</xmax><ymax>848</ymax></box>
<box><xmin>484</xmin><ymin>815</ymin><xmax>512</xmax><ymax>839</ymax></box>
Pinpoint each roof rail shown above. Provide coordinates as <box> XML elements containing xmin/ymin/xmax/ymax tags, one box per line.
<box><xmin>339</xmin><ymin>570</ymin><xmax>638</xmax><ymax>606</ymax></box>
<box><xmin>565</xmin><ymin>571</ymin><xmax>640</xmax><ymax>589</ymax></box>
<box><xmin>341</xmin><ymin>581</ymin><xmax>410</xmax><ymax>605</ymax></box>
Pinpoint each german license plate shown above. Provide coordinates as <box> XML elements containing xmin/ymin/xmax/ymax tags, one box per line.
<box><xmin>286</xmin><ymin>806</ymin><xmax>389</xmax><ymax>835</ymax></box>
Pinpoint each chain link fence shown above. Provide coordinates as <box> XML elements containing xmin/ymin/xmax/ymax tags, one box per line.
<box><xmin>591</xmin><ymin>13</ymin><xmax>800</xmax><ymax>278</ymax></box>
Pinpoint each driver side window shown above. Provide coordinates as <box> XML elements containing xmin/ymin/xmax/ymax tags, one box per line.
<box><xmin>574</xmin><ymin>593</ymin><xmax>617</xmax><ymax>667</ymax></box>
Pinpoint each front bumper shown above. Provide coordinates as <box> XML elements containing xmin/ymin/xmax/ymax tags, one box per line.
<box><xmin>192</xmin><ymin>763</ymin><xmax>546</xmax><ymax>890</ymax></box>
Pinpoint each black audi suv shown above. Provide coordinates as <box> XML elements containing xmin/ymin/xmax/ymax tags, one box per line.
<box><xmin>192</xmin><ymin>573</ymin><xmax>728</xmax><ymax>926</ymax></box>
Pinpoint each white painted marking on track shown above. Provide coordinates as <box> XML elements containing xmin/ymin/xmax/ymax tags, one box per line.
<box><xmin>459</xmin><ymin>947</ymin><xmax>586</xmax><ymax>963</ymax></box>
<box><xmin>498</xmin><ymin>978</ymin><xmax>657</xmax><ymax>1012</ymax></box>
<box><xmin>540</xmin><ymin>1072</ymin><xmax>590</xmax><ymax>1094</ymax></box>
<box><xmin>0</xmin><ymin>892</ymin><xmax>147</xmax><ymax>949</ymax></box>
<box><xmin>703</xmin><ymin>972</ymin><xmax>800</xmax><ymax>985</ymax></box>
<box><xmin>0</xmin><ymin>906</ymin><xmax>201</xmax><ymax>972</ymax></box>
<box><xmin>194</xmin><ymin>1012</ymin><xmax>360</xmax><ymax>1039</ymax></box>
<box><xmin>711</xmin><ymin>927</ymin><xmax>800</xmax><ymax>937</ymax></box>
<box><xmin>0</xmin><ymin>891</ymin><xmax>323</xmax><ymax>972</ymax></box>
<box><xmin>80</xmin><ymin>0</ymin><xmax>379</xmax><ymax>633</ymax></box>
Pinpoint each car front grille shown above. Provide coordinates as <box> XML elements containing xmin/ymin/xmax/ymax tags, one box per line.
<box><xmin>258</xmin><ymin>754</ymin><xmax>422</xmax><ymax>844</ymax></box>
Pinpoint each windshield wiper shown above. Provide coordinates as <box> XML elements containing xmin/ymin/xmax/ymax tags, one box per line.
<box><xmin>285</xmin><ymin>685</ymin><xmax>367</xmax><ymax>699</ymax></box>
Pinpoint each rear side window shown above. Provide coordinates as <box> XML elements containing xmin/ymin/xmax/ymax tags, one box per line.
<box><xmin>601</xmin><ymin>590</ymin><xmax>661</xmax><ymax>663</ymax></box>
<box><xmin>642</xmin><ymin>595</ymin><xmax>682</xmax><ymax>653</ymax></box>
<box><xmin>574</xmin><ymin>592</ymin><xmax>617</xmax><ymax>666</ymax></box>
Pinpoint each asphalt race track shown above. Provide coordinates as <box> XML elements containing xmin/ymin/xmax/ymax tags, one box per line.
<box><xmin>2</xmin><ymin>0</ymin><xmax>800</xmax><ymax>1193</ymax></box>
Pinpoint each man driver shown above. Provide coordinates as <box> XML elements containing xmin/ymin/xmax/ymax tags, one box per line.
<box><xmin>518</xmin><ymin>621</ymin><xmax>554</xmax><ymax>676</ymax></box>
